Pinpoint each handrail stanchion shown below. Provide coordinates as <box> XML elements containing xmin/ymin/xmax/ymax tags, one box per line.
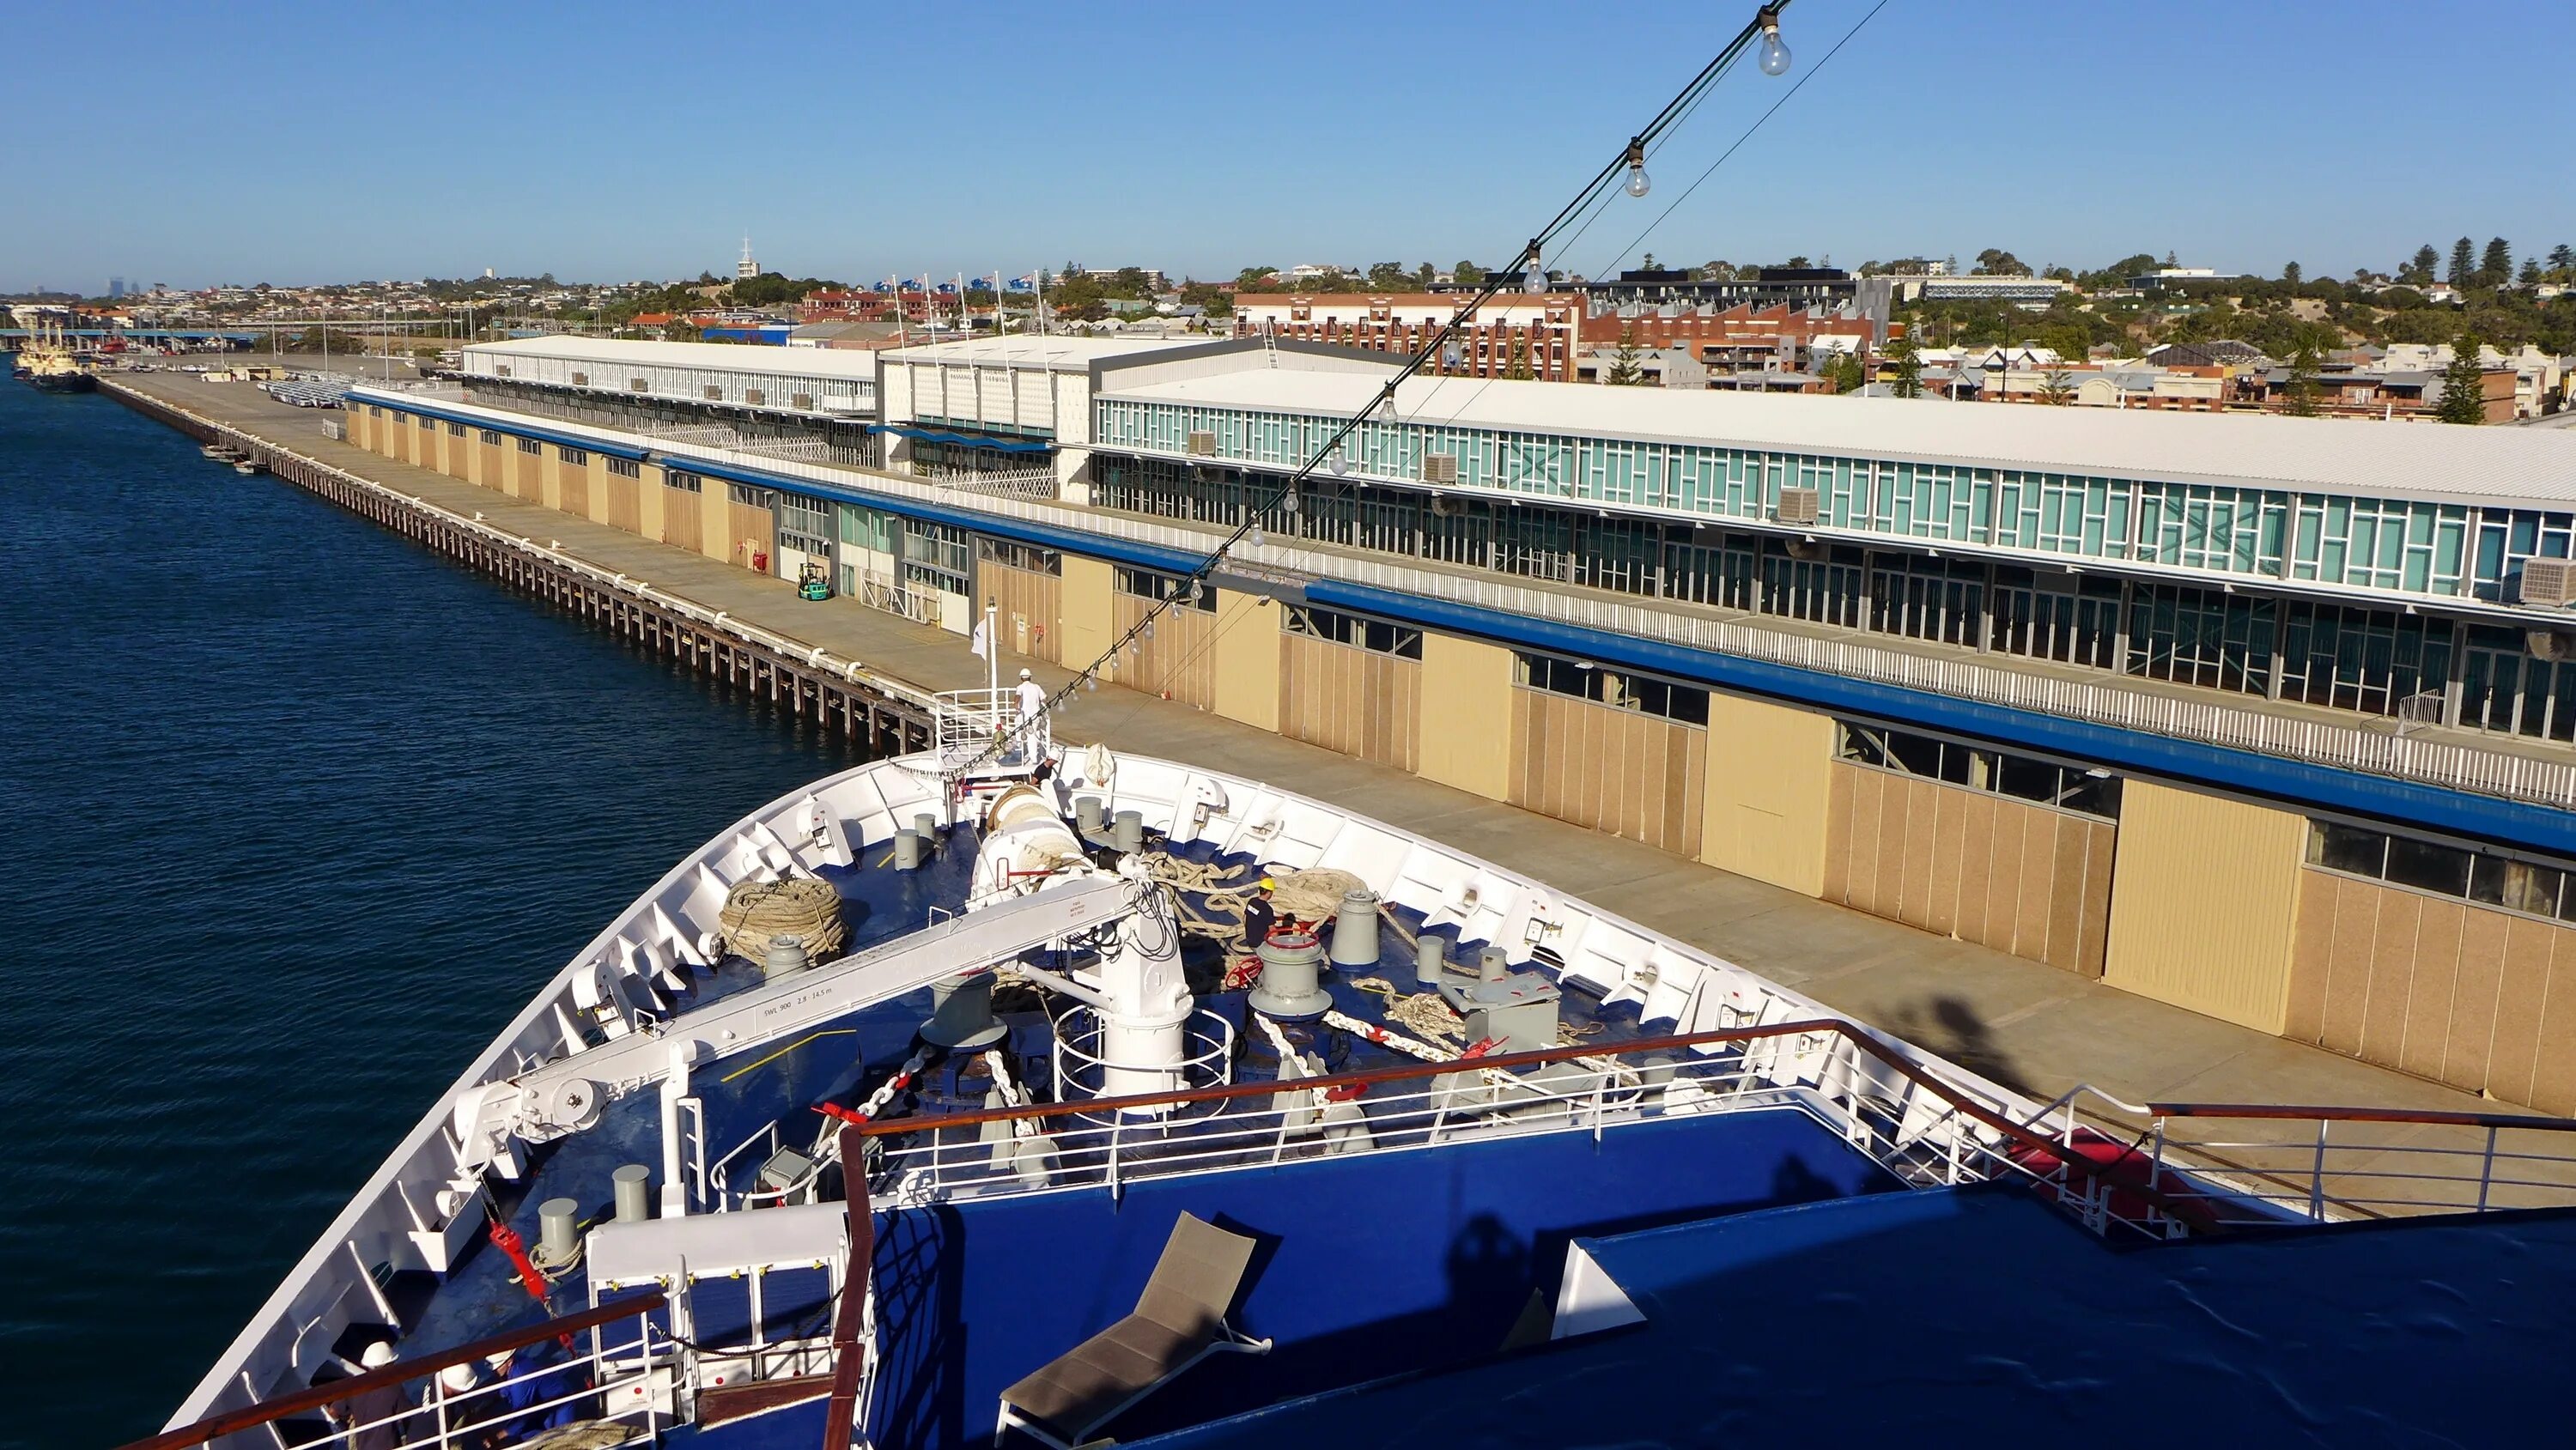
<box><xmin>2479</xmin><ymin>1124</ymin><xmax>2500</xmax><ymax>1211</ymax></box>
<box><xmin>2310</xmin><ymin>1119</ymin><xmax>2331</xmax><ymax>1221</ymax></box>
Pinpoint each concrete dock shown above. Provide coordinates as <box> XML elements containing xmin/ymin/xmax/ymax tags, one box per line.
<box><xmin>106</xmin><ymin>369</ymin><xmax>2530</xmax><ymax>1142</ymax></box>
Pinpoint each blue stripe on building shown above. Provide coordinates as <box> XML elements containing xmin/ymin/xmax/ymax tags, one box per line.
<box><xmin>1306</xmin><ymin>579</ymin><xmax>2576</xmax><ymax>857</ymax></box>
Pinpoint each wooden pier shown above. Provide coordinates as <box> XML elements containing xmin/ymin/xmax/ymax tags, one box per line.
<box><xmin>106</xmin><ymin>381</ymin><xmax>940</xmax><ymax>757</ymax></box>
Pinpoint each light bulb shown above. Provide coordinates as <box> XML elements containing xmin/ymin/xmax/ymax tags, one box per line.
<box><xmin>1086</xmin><ymin>676</ymin><xmax>1097</xmax><ymax>692</ymax></box>
<box><xmin>1143</xmin><ymin>620</ymin><xmax>1157</xmax><ymax>640</ymax></box>
<box><xmin>1759</xmin><ymin>24</ymin><xmax>1791</xmax><ymax>76</ymax></box>
<box><xmin>1283</xmin><ymin>489</ymin><xmax>1300</xmax><ymax>515</ymax></box>
<box><xmin>1522</xmin><ymin>264</ymin><xmax>1547</xmax><ymax>294</ymax></box>
<box><xmin>1249</xmin><ymin>523</ymin><xmax>1265</xmax><ymax>549</ymax></box>
<box><xmin>1625</xmin><ymin>164</ymin><xmax>1652</xmax><ymax>198</ymax></box>
<box><xmin>1331</xmin><ymin>452</ymin><xmax>1350</xmax><ymax>476</ymax></box>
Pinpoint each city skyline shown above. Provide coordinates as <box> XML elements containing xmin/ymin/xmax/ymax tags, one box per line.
<box><xmin>8</xmin><ymin>0</ymin><xmax>2574</xmax><ymax>293</ymax></box>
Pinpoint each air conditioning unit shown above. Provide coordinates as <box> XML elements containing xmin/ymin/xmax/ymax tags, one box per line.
<box><xmin>1775</xmin><ymin>485</ymin><xmax>1821</xmax><ymax>526</ymax></box>
<box><xmin>1421</xmin><ymin>452</ymin><xmax>1459</xmax><ymax>484</ymax></box>
<box><xmin>792</xmin><ymin>391</ymin><xmax>815</xmax><ymax>410</ymax></box>
<box><xmin>1187</xmin><ymin>430</ymin><xmax>1218</xmax><ymax>456</ymax></box>
<box><xmin>745</xmin><ymin>388</ymin><xmax>766</xmax><ymax>406</ymax></box>
<box><xmin>570</xmin><ymin>371</ymin><xmax>588</xmax><ymax>386</ymax></box>
<box><xmin>2520</xmin><ymin>556</ymin><xmax>2576</xmax><ymax>607</ymax></box>
<box><xmin>494</xmin><ymin>364</ymin><xmax>512</xmax><ymax>378</ymax></box>
<box><xmin>703</xmin><ymin>385</ymin><xmax>722</xmax><ymax>400</ymax></box>
<box><xmin>629</xmin><ymin>378</ymin><xmax>649</xmax><ymax>392</ymax></box>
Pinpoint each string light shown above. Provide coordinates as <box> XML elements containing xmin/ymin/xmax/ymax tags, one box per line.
<box><xmin>1758</xmin><ymin>5</ymin><xmax>1791</xmax><ymax>75</ymax></box>
<box><xmin>1623</xmin><ymin>138</ymin><xmax>1651</xmax><ymax>198</ymax></box>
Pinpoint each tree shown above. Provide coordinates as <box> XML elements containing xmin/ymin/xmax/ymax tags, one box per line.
<box><xmin>1640</xmin><ymin>252</ymin><xmax>1657</xmax><ymax>270</ymax></box>
<box><xmin>2553</xmin><ymin>244</ymin><xmax>2575</xmax><ymax>276</ymax></box>
<box><xmin>2436</xmin><ymin>331</ymin><xmax>2489</xmax><ymax>424</ymax></box>
<box><xmin>1694</xmin><ymin>260</ymin><xmax>1736</xmax><ymax>281</ymax></box>
<box><xmin>1364</xmin><ymin>261</ymin><xmax>1410</xmax><ymax>290</ymax></box>
<box><xmin>2281</xmin><ymin>261</ymin><xmax>2302</xmax><ymax>285</ymax></box>
<box><xmin>1414</xmin><ymin>262</ymin><xmax>1436</xmax><ymax>288</ymax></box>
<box><xmin>2481</xmin><ymin>238</ymin><xmax>2512</xmax><ymax>288</ymax></box>
<box><xmin>2449</xmin><ymin>237</ymin><xmax>2476</xmax><ymax>288</ymax></box>
<box><xmin>1504</xmin><ymin>333</ymin><xmax>1534</xmax><ymax>380</ymax></box>
<box><xmin>1236</xmin><ymin>265</ymin><xmax>1279</xmax><ymax>287</ymax></box>
<box><xmin>1452</xmin><ymin>261</ymin><xmax>1483</xmax><ymax>287</ymax></box>
<box><xmin>1886</xmin><ymin>331</ymin><xmax>1923</xmax><ymax>398</ymax></box>
<box><xmin>1972</xmin><ymin>247</ymin><xmax>2031</xmax><ymax>276</ymax></box>
<box><xmin>2521</xmin><ymin>258</ymin><xmax>2545</xmax><ymax>287</ymax></box>
<box><xmin>1822</xmin><ymin>351</ymin><xmax>1867</xmax><ymax>393</ymax></box>
<box><xmin>2402</xmin><ymin>245</ymin><xmax>2439</xmax><ymax>285</ymax></box>
<box><xmin>2281</xmin><ymin>331</ymin><xmax>2328</xmax><ymax>417</ymax></box>
<box><xmin>2036</xmin><ymin>367</ymin><xmax>2075</xmax><ymax>405</ymax></box>
<box><xmin>1605</xmin><ymin>324</ymin><xmax>1646</xmax><ymax>386</ymax></box>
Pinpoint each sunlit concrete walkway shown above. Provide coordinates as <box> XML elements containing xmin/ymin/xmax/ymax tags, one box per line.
<box><xmin>120</xmin><ymin>372</ymin><xmax>2534</xmax><ymax>1149</ymax></box>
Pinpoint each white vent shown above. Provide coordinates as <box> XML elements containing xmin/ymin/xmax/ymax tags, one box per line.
<box><xmin>629</xmin><ymin>378</ymin><xmax>649</xmax><ymax>391</ymax></box>
<box><xmin>745</xmin><ymin>388</ymin><xmax>766</xmax><ymax>406</ymax></box>
<box><xmin>1421</xmin><ymin>452</ymin><xmax>1459</xmax><ymax>484</ymax></box>
<box><xmin>1775</xmin><ymin>485</ymin><xmax>1821</xmax><ymax>526</ymax></box>
<box><xmin>2521</xmin><ymin>557</ymin><xmax>2576</xmax><ymax>607</ymax></box>
<box><xmin>1187</xmin><ymin>430</ymin><xmax>1218</xmax><ymax>457</ymax></box>
<box><xmin>569</xmin><ymin>370</ymin><xmax>588</xmax><ymax>386</ymax></box>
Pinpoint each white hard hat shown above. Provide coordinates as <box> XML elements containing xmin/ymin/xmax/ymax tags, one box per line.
<box><xmin>360</xmin><ymin>1341</ymin><xmax>398</xmax><ymax>1369</ymax></box>
<box><xmin>1019</xmin><ymin>668</ymin><xmax>1033</xmax><ymax>679</ymax></box>
<box><xmin>440</xmin><ymin>1363</ymin><xmax>479</xmax><ymax>1393</ymax></box>
<box><xmin>486</xmin><ymin>1350</ymin><xmax>517</xmax><ymax>1372</ymax></box>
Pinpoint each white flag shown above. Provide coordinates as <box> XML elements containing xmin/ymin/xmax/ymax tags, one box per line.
<box><xmin>969</xmin><ymin>616</ymin><xmax>990</xmax><ymax>660</ymax></box>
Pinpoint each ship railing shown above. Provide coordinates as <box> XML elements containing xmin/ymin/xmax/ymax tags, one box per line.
<box><xmin>856</xmin><ymin>1019</ymin><xmax>2223</xmax><ymax>1245</ymax></box>
<box><xmin>932</xmin><ymin>688</ymin><xmax>1038</xmax><ymax>769</ymax></box>
<box><xmin>2126</xmin><ymin>1101</ymin><xmax>2576</xmax><ymax>1224</ymax></box>
<box><xmin>122</xmin><ymin>1291</ymin><xmax>675</xmax><ymax>1450</ymax></box>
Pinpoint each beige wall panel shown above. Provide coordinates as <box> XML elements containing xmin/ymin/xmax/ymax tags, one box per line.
<box><xmin>1058</xmin><ymin>557</ymin><xmax>1115</xmax><ymax>685</ymax></box>
<box><xmin>586</xmin><ymin>458</ymin><xmax>613</xmax><ymax>525</ymax></box>
<box><xmin>1821</xmin><ymin>767</ymin><xmax>1853</xmax><ymax>902</ymax></box>
<box><xmin>1953</xmin><ymin>793</ymin><xmax>1996</xmax><ymax>945</ymax></box>
<box><xmin>478</xmin><ymin>440</ymin><xmax>503</xmax><ymax>489</ymax></box>
<box><xmin>2445</xmin><ymin>907</ymin><xmax>2511</xmax><ymax>1089</ymax></box>
<box><xmin>1417</xmin><ymin>633</ymin><xmax>1514</xmax><ymax>800</ymax></box>
<box><xmin>2488</xmin><ymin>919</ymin><xmax>2555</xmax><ymax>1106</ymax></box>
<box><xmin>2078</xmin><ymin>821</ymin><xmax>2116</xmax><ymax>978</ymax></box>
<box><xmin>2356</xmin><ymin>891</ymin><xmax>2422</xmax><ymax>1069</ymax></box>
<box><xmin>981</xmin><ymin>561</ymin><xmax>1065</xmax><ymax>666</ymax></box>
<box><xmin>2102</xmin><ymin>781</ymin><xmax>2306</xmax><ymax>1033</ymax></box>
<box><xmin>2316</xmin><ymin>876</ymin><xmax>2377</xmax><ymax>1053</ymax></box>
<box><xmin>2398</xmin><ymin>901</ymin><xmax>2466</xmax><ymax>1083</ymax></box>
<box><xmin>2283</xmin><ymin>875</ymin><xmax>2339</xmax><ymax>1043</ymax></box>
<box><xmin>640</xmin><ymin>471</ymin><xmax>667</xmax><ymax>542</ymax></box>
<box><xmin>605</xmin><ymin>476</ymin><xmax>642</xmax><ymax>535</ymax></box>
<box><xmin>726</xmin><ymin>501</ymin><xmax>773</xmax><ymax>567</ymax></box>
<box><xmin>2525</xmin><ymin>949</ymin><xmax>2576</xmax><ymax>1115</ymax></box>
<box><xmin>1212</xmin><ymin>592</ymin><xmax>1281</xmax><ymax>731</ymax></box>
<box><xmin>1702</xmin><ymin>695</ymin><xmax>1833</xmax><ymax>896</ymax></box>
<box><xmin>2044</xmin><ymin>817</ymin><xmax>2090</xmax><ymax>974</ymax></box>
<box><xmin>663</xmin><ymin>488</ymin><xmax>703</xmax><ymax>553</ymax></box>
<box><xmin>558</xmin><ymin>457</ymin><xmax>589</xmax><ymax>519</ymax></box>
<box><xmin>1925</xmin><ymin>789</ymin><xmax>1965</xmax><ymax>937</ymax></box>
<box><xmin>1844</xmin><ymin>769</ymin><xmax>1888</xmax><ymax>917</ymax></box>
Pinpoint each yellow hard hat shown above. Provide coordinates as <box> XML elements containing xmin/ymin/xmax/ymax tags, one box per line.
<box><xmin>1257</xmin><ymin>877</ymin><xmax>1276</xmax><ymax>891</ymax></box>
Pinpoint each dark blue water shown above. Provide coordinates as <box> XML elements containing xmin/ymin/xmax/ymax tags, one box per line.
<box><xmin>0</xmin><ymin>385</ymin><xmax>860</xmax><ymax>1448</ymax></box>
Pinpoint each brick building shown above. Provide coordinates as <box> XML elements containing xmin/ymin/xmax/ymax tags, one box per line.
<box><xmin>1231</xmin><ymin>293</ymin><xmax>1579</xmax><ymax>380</ymax></box>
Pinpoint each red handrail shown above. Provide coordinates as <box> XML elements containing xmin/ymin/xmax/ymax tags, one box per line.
<box><xmin>2147</xmin><ymin>1101</ymin><xmax>2574</xmax><ymax>1131</ymax></box>
<box><xmin>854</xmin><ymin>1016</ymin><xmax>2210</xmax><ymax>1229</ymax></box>
<box><xmin>121</xmin><ymin>1289</ymin><xmax>667</xmax><ymax>1450</ymax></box>
<box><xmin>818</xmin><ymin>1124</ymin><xmax>873</xmax><ymax>1450</ymax></box>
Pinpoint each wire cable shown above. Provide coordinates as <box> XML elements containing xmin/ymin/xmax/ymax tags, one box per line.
<box><xmin>952</xmin><ymin>2</ymin><xmax>1801</xmax><ymax>774</ymax></box>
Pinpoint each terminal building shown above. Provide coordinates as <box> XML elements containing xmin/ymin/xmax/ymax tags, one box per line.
<box><xmin>355</xmin><ymin>333</ymin><xmax>2576</xmax><ymax>1113</ymax></box>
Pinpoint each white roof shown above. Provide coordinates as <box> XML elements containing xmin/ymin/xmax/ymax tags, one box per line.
<box><xmin>1097</xmin><ymin>367</ymin><xmax>2576</xmax><ymax>507</ymax></box>
<box><xmin>881</xmin><ymin>335</ymin><xmax>1197</xmax><ymax>371</ymax></box>
<box><xmin>465</xmin><ymin>336</ymin><xmax>880</xmax><ymax>381</ymax></box>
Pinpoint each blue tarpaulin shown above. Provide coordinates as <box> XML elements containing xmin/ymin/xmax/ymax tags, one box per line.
<box><xmin>872</xmin><ymin>424</ymin><xmax>1052</xmax><ymax>453</ymax></box>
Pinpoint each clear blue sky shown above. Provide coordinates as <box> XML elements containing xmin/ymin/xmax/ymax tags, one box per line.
<box><xmin>9</xmin><ymin>0</ymin><xmax>2572</xmax><ymax>294</ymax></box>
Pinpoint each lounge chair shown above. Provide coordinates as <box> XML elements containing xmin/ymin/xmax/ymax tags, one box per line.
<box><xmin>994</xmin><ymin>1213</ymin><xmax>1271</xmax><ymax>1447</ymax></box>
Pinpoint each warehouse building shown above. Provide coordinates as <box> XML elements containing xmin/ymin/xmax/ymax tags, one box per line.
<box><xmin>340</xmin><ymin>353</ymin><xmax>2576</xmax><ymax>1115</ymax></box>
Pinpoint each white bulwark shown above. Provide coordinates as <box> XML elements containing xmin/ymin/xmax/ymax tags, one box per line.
<box><xmin>463</xmin><ymin>337</ymin><xmax>878</xmax><ymax>418</ymax></box>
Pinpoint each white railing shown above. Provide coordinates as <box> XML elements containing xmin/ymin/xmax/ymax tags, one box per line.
<box><xmin>854</xmin><ymin>568</ymin><xmax>942</xmax><ymax>628</ymax></box>
<box><xmin>920</xmin><ymin>463</ymin><xmax>1060</xmax><ymax>499</ymax></box>
<box><xmin>932</xmin><ymin>688</ymin><xmax>1041</xmax><ymax>770</ymax></box>
<box><xmin>262</xmin><ymin>1307</ymin><xmax>681</xmax><ymax>1450</ymax></box>
<box><xmin>866</xmin><ymin>1024</ymin><xmax>2209</xmax><ymax>1246</ymax></box>
<box><xmin>318</xmin><ymin>383</ymin><xmax>2576</xmax><ymax>808</ymax></box>
<box><xmin>2126</xmin><ymin>1102</ymin><xmax>2576</xmax><ymax>1223</ymax></box>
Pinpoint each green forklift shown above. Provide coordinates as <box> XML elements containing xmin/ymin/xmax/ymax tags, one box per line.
<box><xmin>798</xmin><ymin>561</ymin><xmax>832</xmax><ymax>602</ymax></box>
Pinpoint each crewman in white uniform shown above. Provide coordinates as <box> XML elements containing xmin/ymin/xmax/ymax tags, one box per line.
<box><xmin>1015</xmin><ymin>668</ymin><xmax>1051</xmax><ymax>761</ymax></box>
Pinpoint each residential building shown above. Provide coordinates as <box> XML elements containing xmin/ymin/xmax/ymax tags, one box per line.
<box><xmin>1231</xmin><ymin>293</ymin><xmax>1579</xmax><ymax>380</ymax></box>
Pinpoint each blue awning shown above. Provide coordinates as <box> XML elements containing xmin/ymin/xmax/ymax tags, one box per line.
<box><xmin>873</xmin><ymin>424</ymin><xmax>1052</xmax><ymax>454</ymax></box>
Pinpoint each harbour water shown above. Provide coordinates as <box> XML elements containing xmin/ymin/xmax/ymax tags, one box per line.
<box><xmin>0</xmin><ymin>385</ymin><xmax>861</xmax><ymax>1448</ymax></box>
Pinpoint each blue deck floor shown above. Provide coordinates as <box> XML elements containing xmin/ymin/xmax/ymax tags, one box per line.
<box><xmin>864</xmin><ymin>1106</ymin><xmax>1894</xmax><ymax>1450</ymax></box>
<box><xmin>1138</xmin><ymin>1185</ymin><xmax>2576</xmax><ymax>1449</ymax></box>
